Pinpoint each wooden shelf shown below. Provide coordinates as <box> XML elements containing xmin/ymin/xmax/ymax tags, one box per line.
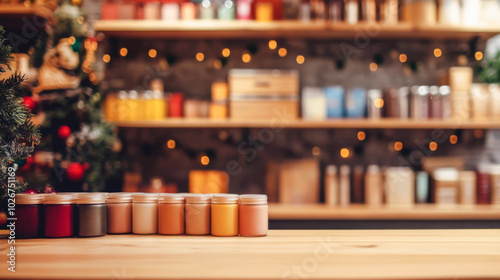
<box><xmin>112</xmin><ymin>118</ymin><xmax>500</xmax><ymax>129</ymax></box>
<box><xmin>94</xmin><ymin>20</ymin><xmax>500</xmax><ymax>39</ymax></box>
<box><xmin>0</xmin><ymin>4</ymin><xmax>51</xmax><ymax>22</ymax></box>
<box><xmin>268</xmin><ymin>203</ymin><xmax>500</xmax><ymax>220</ymax></box>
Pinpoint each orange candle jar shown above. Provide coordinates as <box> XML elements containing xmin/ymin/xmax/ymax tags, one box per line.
<box><xmin>158</xmin><ymin>194</ymin><xmax>185</xmax><ymax>235</ymax></box>
<box><xmin>238</xmin><ymin>194</ymin><xmax>268</xmax><ymax>237</ymax></box>
<box><xmin>185</xmin><ymin>194</ymin><xmax>211</xmax><ymax>235</ymax></box>
<box><xmin>211</xmin><ymin>194</ymin><xmax>239</xmax><ymax>237</ymax></box>
<box><xmin>132</xmin><ymin>193</ymin><xmax>159</xmax><ymax>234</ymax></box>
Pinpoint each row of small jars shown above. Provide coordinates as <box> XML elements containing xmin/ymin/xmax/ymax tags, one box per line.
<box><xmin>14</xmin><ymin>192</ymin><xmax>268</xmax><ymax>238</ymax></box>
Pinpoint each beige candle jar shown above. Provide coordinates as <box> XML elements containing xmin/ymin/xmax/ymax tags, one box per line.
<box><xmin>185</xmin><ymin>194</ymin><xmax>211</xmax><ymax>235</ymax></box>
<box><xmin>132</xmin><ymin>193</ymin><xmax>159</xmax><ymax>234</ymax></box>
<box><xmin>211</xmin><ymin>194</ymin><xmax>239</xmax><ymax>237</ymax></box>
<box><xmin>158</xmin><ymin>194</ymin><xmax>185</xmax><ymax>235</ymax></box>
<box><xmin>238</xmin><ymin>194</ymin><xmax>268</xmax><ymax>237</ymax></box>
<box><xmin>106</xmin><ymin>193</ymin><xmax>133</xmax><ymax>234</ymax></box>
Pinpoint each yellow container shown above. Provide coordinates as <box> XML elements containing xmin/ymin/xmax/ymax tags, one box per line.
<box><xmin>256</xmin><ymin>2</ymin><xmax>273</xmax><ymax>22</ymax></box>
<box><xmin>127</xmin><ymin>90</ymin><xmax>140</xmax><ymax>121</ymax></box>
<box><xmin>211</xmin><ymin>194</ymin><xmax>239</xmax><ymax>237</ymax></box>
<box><xmin>152</xmin><ymin>90</ymin><xmax>167</xmax><ymax>120</ymax></box>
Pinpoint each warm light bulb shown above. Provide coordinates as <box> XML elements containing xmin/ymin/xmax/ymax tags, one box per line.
<box><xmin>68</xmin><ymin>36</ymin><xmax>76</xmax><ymax>45</ymax></box>
<box><xmin>429</xmin><ymin>141</ymin><xmax>438</xmax><ymax>151</ymax></box>
<box><xmin>369</xmin><ymin>62</ymin><xmax>378</xmax><ymax>71</ymax></box>
<box><xmin>268</xmin><ymin>40</ymin><xmax>277</xmax><ymax>50</ymax></box>
<box><xmin>434</xmin><ymin>48</ymin><xmax>442</xmax><ymax>58</ymax></box>
<box><xmin>278</xmin><ymin>48</ymin><xmax>287</xmax><ymax>57</ymax></box>
<box><xmin>475</xmin><ymin>51</ymin><xmax>484</xmax><ymax>61</ymax></box>
<box><xmin>196</xmin><ymin>52</ymin><xmax>205</xmax><ymax>62</ymax></box>
<box><xmin>449</xmin><ymin>135</ymin><xmax>458</xmax><ymax>144</ymax></box>
<box><xmin>102</xmin><ymin>54</ymin><xmax>111</xmax><ymax>63</ymax></box>
<box><xmin>167</xmin><ymin>140</ymin><xmax>176</xmax><ymax>149</ymax></box>
<box><xmin>201</xmin><ymin>156</ymin><xmax>210</xmax><ymax>165</ymax></box>
<box><xmin>148</xmin><ymin>49</ymin><xmax>157</xmax><ymax>58</ymax></box>
<box><xmin>340</xmin><ymin>148</ymin><xmax>350</xmax><ymax>158</ymax></box>
<box><xmin>357</xmin><ymin>131</ymin><xmax>366</xmax><ymax>141</ymax></box>
<box><xmin>222</xmin><ymin>48</ymin><xmax>230</xmax><ymax>57</ymax></box>
<box><xmin>296</xmin><ymin>55</ymin><xmax>305</xmax><ymax>64</ymax></box>
<box><xmin>242</xmin><ymin>53</ymin><xmax>251</xmax><ymax>63</ymax></box>
<box><xmin>399</xmin><ymin>54</ymin><xmax>407</xmax><ymax>63</ymax></box>
<box><xmin>374</xmin><ymin>98</ymin><xmax>384</xmax><ymax>108</ymax></box>
<box><xmin>394</xmin><ymin>141</ymin><xmax>403</xmax><ymax>151</ymax></box>
<box><xmin>120</xmin><ymin>48</ymin><xmax>128</xmax><ymax>57</ymax></box>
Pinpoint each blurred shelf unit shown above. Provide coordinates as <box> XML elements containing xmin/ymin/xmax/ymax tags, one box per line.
<box><xmin>0</xmin><ymin>4</ymin><xmax>51</xmax><ymax>23</ymax></box>
<box><xmin>94</xmin><ymin>20</ymin><xmax>500</xmax><ymax>40</ymax></box>
<box><xmin>112</xmin><ymin>118</ymin><xmax>500</xmax><ymax>129</ymax></box>
<box><xmin>268</xmin><ymin>203</ymin><xmax>500</xmax><ymax>220</ymax></box>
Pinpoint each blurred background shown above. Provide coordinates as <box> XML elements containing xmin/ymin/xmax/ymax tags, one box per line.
<box><xmin>1</xmin><ymin>0</ymin><xmax>500</xmax><ymax>229</ymax></box>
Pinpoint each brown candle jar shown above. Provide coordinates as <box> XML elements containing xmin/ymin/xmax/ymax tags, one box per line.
<box><xmin>106</xmin><ymin>193</ymin><xmax>133</xmax><ymax>234</ymax></box>
<box><xmin>238</xmin><ymin>194</ymin><xmax>268</xmax><ymax>237</ymax></box>
<box><xmin>185</xmin><ymin>194</ymin><xmax>211</xmax><ymax>235</ymax></box>
<box><xmin>158</xmin><ymin>194</ymin><xmax>185</xmax><ymax>235</ymax></box>
<box><xmin>75</xmin><ymin>193</ymin><xmax>107</xmax><ymax>237</ymax></box>
<box><xmin>132</xmin><ymin>193</ymin><xmax>159</xmax><ymax>234</ymax></box>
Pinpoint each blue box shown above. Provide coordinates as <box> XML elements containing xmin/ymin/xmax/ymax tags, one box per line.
<box><xmin>346</xmin><ymin>87</ymin><xmax>366</xmax><ymax>118</ymax></box>
<box><xmin>324</xmin><ymin>86</ymin><xmax>345</xmax><ymax>118</ymax></box>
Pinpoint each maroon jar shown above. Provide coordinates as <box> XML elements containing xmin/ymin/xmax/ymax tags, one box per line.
<box><xmin>15</xmin><ymin>194</ymin><xmax>44</xmax><ymax>238</ymax></box>
<box><xmin>44</xmin><ymin>194</ymin><xmax>75</xmax><ymax>238</ymax></box>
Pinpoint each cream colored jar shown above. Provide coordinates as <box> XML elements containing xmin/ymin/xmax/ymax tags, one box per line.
<box><xmin>132</xmin><ymin>193</ymin><xmax>159</xmax><ymax>234</ymax></box>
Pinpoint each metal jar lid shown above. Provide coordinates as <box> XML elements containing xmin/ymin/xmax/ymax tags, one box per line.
<box><xmin>158</xmin><ymin>193</ymin><xmax>185</xmax><ymax>204</ymax></box>
<box><xmin>15</xmin><ymin>194</ymin><xmax>44</xmax><ymax>205</ymax></box>
<box><xmin>239</xmin><ymin>194</ymin><xmax>268</xmax><ymax>205</ymax></box>
<box><xmin>132</xmin><ymin>193</ymin><xmax>159</xmax><ymax>203</ymax></box>
<box><xmin>76</xmin><ymin>193</ymin><xmax>106</xmax><ymax>204</ymax></box>
<box><xmin>44</xmin><ymin>194</ymin><xmax>75</xmax><ymax>205</ymax></box>
<box><xmin>211</xmin><ymin>194</ymin><xmax>239</xmax><ymax>204</ymax></box>
<box><xmin>185</xmin><ymin>194</ymin><xmax>211</xmax><ymax>204</ymax></box>
<box><xmin>106</xmin><ymin>193</ymin><xmax>133</xmax><ymax>204</ymax></box>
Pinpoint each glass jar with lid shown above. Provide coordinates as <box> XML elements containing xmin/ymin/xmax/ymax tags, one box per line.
<box><xmin>44</xmin><ymin>194</ymin><xmax>75</xmax><ymax>238</ymax></box>
<box><xmin>15</xmin><ymin>194</ymin><xmax>44</xmax><ymax>238</ymax></box>
<box><xmin>211</xmin><ymin>194</ymin><xmax>239</xmax><ymax>236</ymax></box>
<box><xmin>158</xmin><ymin>194</ymin><xmax>185</xmax><ymax>235</ymax></box>
<box><xmin>185</xmin><ymin>194</ymin><xmax>211</xmax><ymax>235</ymax></box>
<box><xmin>132</xmin><ymin>193</ymin><xmax>159</xmax><ymax>234</ymax></box>
<box><xmin>238</xmin><ymin>194</ymin><xmax>268</xmax><ymax>237</ymax></box>
<box><xmin>107</xmin><ymin>193</ymin><xmax>133</xmax><ymax>234</ymax></box>
<box><xmin>75</xmin><ymin>193</ymin><xmax>107</xmax><ymax>237</ymax></box>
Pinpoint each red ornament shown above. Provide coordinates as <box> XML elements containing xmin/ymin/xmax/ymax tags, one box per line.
<box><xmin>22</xmin><ymin>96</ymin><xmax>36</xmax><ymax>111</ymax></box>
<box><xmin>23</xmin><ymin>188</ymin><xmax>37</xmax><ymax>194</ymax></box>
<box><xmin>21</xmin><ymin>163</ymin><xmax>31</xmax><ymax>171</ymax></box>
<box><xmin>67</xmin><ymin>162</ymin><xmax>84</xmax><ymax>182</ymax></box>
<box><xmin>42</xmin><ymin>185</ymin><xmax>57</xmax><ymax>194</ymax></box>
<box><xmin>58</xmin><ymin>126</ymin><xmax>71</xmax><ymax>140</ymax></box>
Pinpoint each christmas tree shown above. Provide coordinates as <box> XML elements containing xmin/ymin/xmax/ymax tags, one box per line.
<box><xmin>0</xmin><ymin>27</ymin><xmax>41</xmax><ymax>202</ymax></box>
<box><xmin>20</xmin><ymin>1</ymin><xmax>122</xmax><ymax>193</ymax></box>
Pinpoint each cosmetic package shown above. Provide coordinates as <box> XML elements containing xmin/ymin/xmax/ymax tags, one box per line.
<box><xmin>364</xmin><ymin>165</ymin><xmax>383</xmax><ymax>205</ymax></box>
<box><xmin>415</xmin><ymin>171</ymin><xmax>429</xmax><ymax>203</ymax></box>
<box><xmin>367</xmin><ymin>89</ymin><xmax>383</xmax><ymax>119</ymax></box>
<box><xmin>401</xmin><ymin>0</ymin><xmax>436</xmax><ymax>25</ymax></box>
<box><xmin>339</xmin><ymin>165</ymin><xmax>351</xmax><ymax>206</ymax></box>
<box><xmin>324</xmin><ymin>165</ymin><xmax>339</xmax><ymax>205</ymax></box>
<box><xmin>345</xmin><ymin>88</ymin><xmax>366</xmax><ymax>118</ymax></box>
<box><xmin>325</xmin><ymin>86</ymin><xmax>345</xmax><ymax>118</ymax></box>
<box><xmin>432</xmin><ymin>168</ymin><xmax>459</xmax><ymax>204</ymax></box>
<box><xmin>302</xmin><ymin>87</ymin><xmax>327</xmax><ymax>120</ymax></box>
<box><xmin>384</xmin><ymin>167</ymin><xmax>415</xmax><ymax>205</ymax></box>
<box><xmin>458</xmin><ymin>171</ymin><xmax>476</xmax><ymax>204</ymax></box>
<box><xmin>438</xmin><ymin>0</ymin><xmax>461</xmax><ymax>25</ymax></box>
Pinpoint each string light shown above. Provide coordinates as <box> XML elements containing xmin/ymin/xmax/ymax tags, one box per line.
<box><xmin>278</xmin><ymin>48</ymin><xmax>287</xmax><ymax>57</ymax></box>
<box><xmin>394</xmin><ymin>141</ymin><xmax>403</xmax><ymax>151</ymax></box>
<box><xmin>196</xmin><ymin>52</ymin><xmax>205</xmax><ymax>62</ymax></box>
<box><xmin>296</xmin><ymin>55</ymin><xmax>305</xmax><ymax>64</ymax></box>
<box><xmin>222</xmin><ymin>48</ymin><xmax>230</xmax><ymax>57</ymax></box>
<box><xmin>450</xmin><ymin>135</ymin><xmax>458</xmax><ymax>144</ymax></box>
<box><xmin>475</xmin><ymin>51</ymin><xmax>484</xmax><ymax>61</ymax></box>
<box><xmin>374</xmin><ymin>98</ymin><xmax>384</xmax><ymax>108</ymax></box>
<box><xmin>340</xmin><ymin>148</ymin><xmax>350</xmax><ymax>158</ymax></box>
<box><xmin>120</xmin><ymin>48</ymin><xmax>128</xmax><ymax>57</ymax></box>
<box><xmin>429</xmin><ymin>141</ymin><xmax>438</xmax><ymax>151</ymax></box>
<box><xmin>357</xmin><ymin>131</ymin><xmax>366</xmax><ymax>141</ymax></box>
<box><xmin>68</xmin><ymin>36</ymin><xmax>76</xmax><ymax>45</ymax></box>
<box><xmin>312</xmin><ymin>146</ymin><xmax>320</xmax><ymax>156</ymax></box>
<box><xmin>399</xmin><ymin>54</ymin><xmax>407</xmax><ymax>63</ymax></box>
<box><xmin>242</xmin><ymin>53</ymin><xmax>251</xmax><ymax>63</ymax></box>
<box><xmin>268</xmin><ymin>40</ymin><xmax>277</xmax><ymax>50</ymax></box>
<box><xmin>148</xmin><ymin>49</ymin><xmax>157</xmax><ymax>58</ymax></box>
<box><xmin>434</xmin><ymin>48</ymin><xmax>442</xmax><ymax>58</ymax></box>
<box><xmin>77</xmin><ymin>16</ymin><xmax>84</xmax><ymax>25</ymax></box>
<box><xmin>370</xmin><ymin>62</ymin><xmax>378</xmax><ymax>71</ymax></box>
<box><xmin>102</xmin><ymin>54</ymin><xmax>110</xmax><ymax>63</ymax></box>
<box><xmin>201</xmin><ymin>156</ymin><xmax>210</xmax><ymax>165</ymax></box>
<box><xmin>167</xmin><ymin>140</ymin><xmax>176</xmax><ymax>149</ymax></box>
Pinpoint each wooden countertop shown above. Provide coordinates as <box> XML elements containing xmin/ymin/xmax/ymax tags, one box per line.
<box><xmin>2</xmin><ymin>230</ymin><xmax>500</xmax><ymax>279</ymax></box>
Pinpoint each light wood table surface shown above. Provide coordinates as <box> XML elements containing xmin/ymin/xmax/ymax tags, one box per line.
<box><xmin>1</xmin><ymin>229</ymin><xmax>500</xmax><ymax>280</ymax></box>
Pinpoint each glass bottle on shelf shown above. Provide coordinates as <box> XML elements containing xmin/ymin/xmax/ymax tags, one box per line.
<box><xmin>298</xmin><ymin>0</ymin><xmax>311</xmax><ymax>21</ymax></box>
<box><xmin>118</xmin><ymin>0</ymin><xmax>136</xmax><ymax>19</ymax></box>
<box><xmin>181</xmin><ymin>2</ymin><xmax>197</xmax><ymax>20</ymax></box>
<box><xmin>237</xmin><ymin>0</ymin><xmax>252</xmax><ymax>20</ymax></box>
<box><xmin>256</xmin><ymin>0</ymin><xmax>274</xmax><ymax>21</ymax></box>
<box><xmin>200</xmin><ymin>0</ymin><xmax>216</xmax><ymax>19</ymax></box>
<box><xmin>438</xmin><ymin>0</ymin><xmax>460</xmax><ymax>25</ymax></box>
<box><xmin>361</xmin><ymin>0</ymin><xmax>376</xmax><ymax>22</ymax></box>
<box><xmin>311</xmin><ymin>0</ymin><xmax>326</xmax><ymax>21</ymax></box>
<box><xmin>380</xmin><ymin>0</ymin><xmax>398</xmax><ymax>24</ymax></box>
<box><xmin>101</xmin><ymin>0</ymin><xmax>120</xmax><ymax>20</ymax></box>
<box><xmin>218</xmin><ymin>0</ymin><xmax>236</xmax><ymax>19</ymax></box>
<box><xmin>344</xmin><ymin>0</ymin><xmax>358</xmax><ymax>24</ymax></box>
<box><xmin>144</xmin><ymin>1</ymin><xmax>161</xmax><ymax>19</ymax></box>
<box><xmin>328</xmin><ymin>0</ymin><xmax>343</xmax><ymax>22</ymax></box>
<box><xmin>161</xmin><ymin>2</ymin><xmax>180</xmax><ymax>21</ymax></box>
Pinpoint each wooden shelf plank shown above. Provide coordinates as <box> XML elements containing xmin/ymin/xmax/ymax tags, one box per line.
<box><xmin>6</xmin><ymin>230</ymin><xmax>500</xmax><ymax>279</ymax></box>
<box><xmin>0</xmin><ymin>4</ymin><xmax>51</xmax><ymax>20</ymax></box>
<box><xmin>268</xmin><ymin>203</ymin><xmax>500</xmax><ymax>220</ymax></box>
<box><xmin>94</xmin><ymin>20</ymin><xmax>500</xmax><ymax>39</ymax></box>
<box><xmin>112</xmin><ymin>118</ymin><xmax>500</xmax><ymax>129</ymax></box>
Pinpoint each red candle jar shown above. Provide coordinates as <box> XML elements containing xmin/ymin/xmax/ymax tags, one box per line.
<box><xmin>169</xmin><ymin>92</ymin><xmax>184</xmax><ymax>117</ymax></box>
<box><xmin>15</xmin><ymin>194</ymin><xmax>44</xmax><ymax>239</ymax></box>
<box><xmin>477</xmin><ymin>166</ymin><xmax>491</xmax><ymax>204</ymax></box>
<box><xmin>44</xmin><ymin>194</ymin><xmax>75</xmax><ymax>238</ymax></box>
